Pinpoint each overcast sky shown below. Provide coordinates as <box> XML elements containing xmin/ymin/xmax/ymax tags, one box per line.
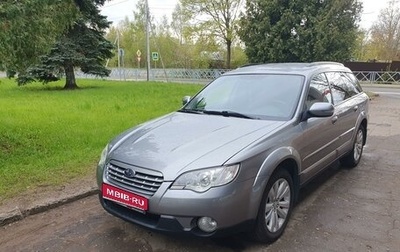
<box><xmin>101</xmin><ymin>0</ymin><xmax>393</xmax><ymax>30</ymax></box>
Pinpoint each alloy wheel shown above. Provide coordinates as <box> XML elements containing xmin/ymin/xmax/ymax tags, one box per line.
<box><xmin>354</xmin><ymin>129</ymin><xmax>364</xmax><ymax>162</ymax></box>
<box><xmin>264</xmin><ymin>178</ymin><xmax>291</xmax><ymax>233</ymax></box>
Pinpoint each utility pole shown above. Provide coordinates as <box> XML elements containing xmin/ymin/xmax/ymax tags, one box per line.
<box><xmin>117</xmin><ymin>30</ymin><xmax>121</xmax><ymax>80</ymax></box>
<box><xmin>117</xmin><ymin>30</ymin><xmax>120</xmax><ymax>69</ymax></box>
<box><xmin>145</xmin><ymin>0</ymin><xmax>150</xmax><ymax>81</ymax></box>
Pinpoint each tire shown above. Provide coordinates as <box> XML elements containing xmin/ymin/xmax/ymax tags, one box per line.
<box><xmin>341</xmin><ymin>125</ymin><xmax>365</xmax><ymax>168</ymax></box>
<box><xmin>251</xmin><ymin>168</ymin><xmax>294</xmax><ymax>243</ymax></box>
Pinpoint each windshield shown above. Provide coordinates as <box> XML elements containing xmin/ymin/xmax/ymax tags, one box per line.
<box><xmin>182</xmin><ymin>74</ymin><xmax>305</xmax><ymax>120</ymax></box>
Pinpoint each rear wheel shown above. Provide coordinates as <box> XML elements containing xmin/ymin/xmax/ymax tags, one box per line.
<box><xmin>252</xmin><ymin>169</ymin><xmax>294</xmax><ymax>243</ymax></box>
<box><xmin>341</xmin><ymin>125</ymin><xmax>365</xmax><ymax>168</ymax></box>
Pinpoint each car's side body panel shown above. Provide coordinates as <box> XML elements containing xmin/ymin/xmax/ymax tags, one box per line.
<box><xmin>297</xmin><ymin>116</ymin><xmax>339</xmax><ymax>183</ymax></box>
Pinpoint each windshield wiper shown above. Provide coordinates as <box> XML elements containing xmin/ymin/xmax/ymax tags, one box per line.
<box><xmin>203</xmin><ymin>110</ymin><xmax>257</xmax><ymax>119</ymax></box>
<box><xmin>178</xmin><ymin>108</ymin><xmax>204</xmax><ymax>114</ymax></box>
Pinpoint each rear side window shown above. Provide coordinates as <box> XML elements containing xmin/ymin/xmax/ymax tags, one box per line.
<box><xmin>344</xmin><ymin>72</ymin><xmax>363</xmax><ymax>93</ymax></box>
<box><xmin>325</xmin><ymin>72</ymin><xmax>359</xmax><ymax>105</ymax></box>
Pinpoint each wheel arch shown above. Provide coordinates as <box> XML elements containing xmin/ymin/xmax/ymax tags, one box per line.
<box><xmin>252</xmin><ymin>147</ymin><xmax>301</xmax><ymax>204</ymax></box>
<box><xmin>277</xmin><ymin>159</ymin><xmax>300</xmax><ymax>203</ymax></box>
<box><xmin>250</xmin><ymin>152</ymin><xmax>300</xmax><ymax>242</ymax></box>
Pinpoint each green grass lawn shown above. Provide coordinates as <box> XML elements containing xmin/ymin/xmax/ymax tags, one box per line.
<box><xmin>0</xmin><ymin>78</ymin><xmax>202</xmax><ymax>202</ymax></box>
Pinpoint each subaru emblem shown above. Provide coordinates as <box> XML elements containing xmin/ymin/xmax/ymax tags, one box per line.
<box><xmin>124</xmin><ymin>168</ymin><xmax>135</xmax><ymax>178</ymax></box>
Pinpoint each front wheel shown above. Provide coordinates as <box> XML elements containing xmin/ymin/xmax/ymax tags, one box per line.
<box><xmin>251</xmin><ymin>169</ymin><xmax>294</xmax><ymax>243</ymax></box>
<box><xmin>341</xmin><ymin>125</ymin><xmax>365</xmax><ymax>168</ymax></box>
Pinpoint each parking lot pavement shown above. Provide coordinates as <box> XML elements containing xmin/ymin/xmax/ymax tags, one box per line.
<box><xmin>0</xmin><ymin>95</ymin><xmax>399</xmax><ymax>251</ymax></box>
<box><xmin>265</xmin><ymin>95</ymin><xmax>400</xmax><ymax>251</ymax></box>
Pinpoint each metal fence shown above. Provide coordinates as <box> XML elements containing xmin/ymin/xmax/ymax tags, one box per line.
<box><xmin>2</xmin><ymin>69</ymin><xmax>400</xmax><ymax>84</ymax></box>
<box><xmin>77</xmin><ymin>68</ymin><xmax>400</xmax><ymax>84</ymax></box>
<box><xmin>75</xmin><ymin>68</ymin><xmax>231</xmax><ymax>83</ymax></box>
<box><xmin>353</xmin><ymin>71</ymin><xmax>400</xmax><ymax>84</ymax></box>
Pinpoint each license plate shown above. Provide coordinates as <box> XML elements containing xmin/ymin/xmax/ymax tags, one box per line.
<box><xmin>102</xmin><ymin>183</ymin><xmax>148</xmax><ymax>211</ymax></box>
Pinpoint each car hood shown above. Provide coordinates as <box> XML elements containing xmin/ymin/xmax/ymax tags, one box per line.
<box><xmin>109</xmin><ymin>112</ymin><xmax>285</xmax><ymax>180</ymax></box>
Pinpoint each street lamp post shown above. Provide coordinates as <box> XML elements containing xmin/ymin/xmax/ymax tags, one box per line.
<box><xmin>145</xmin><ymin>0</ymin><xmax>150</xmax><ymax>81</ymax></box>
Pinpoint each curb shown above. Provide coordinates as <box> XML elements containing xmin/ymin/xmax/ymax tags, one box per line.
<box><xmin>0</xmin><ymin>188</ymin><xmax>99</xmax><ymax>227</ymax></box>
<box><xmin>361</xmin><ymin>83</ymin><xmax>400</xmax><ymax>88</ymax></box>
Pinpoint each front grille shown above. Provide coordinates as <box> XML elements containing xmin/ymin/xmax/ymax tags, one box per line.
<box><xmin>106</xmin><ymin>161</ymin><xmax>164</xmax><ymax>196</ymax></box>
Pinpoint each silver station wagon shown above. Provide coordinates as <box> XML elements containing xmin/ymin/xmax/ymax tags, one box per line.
<box><xmin>97</xmin><ymin>62</ymin><xmax>369</xmax><ymax>243</ymax></box>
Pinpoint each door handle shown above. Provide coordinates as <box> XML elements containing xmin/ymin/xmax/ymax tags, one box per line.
<box><xmin>353</xmin><ymin>105</ymin><xmax>359</xmax><ymax>112</ymax></box>
<box><xmin>332</xmin><ymin>115</ymin><xmax>338</xmax><ymax>124</ymax></box>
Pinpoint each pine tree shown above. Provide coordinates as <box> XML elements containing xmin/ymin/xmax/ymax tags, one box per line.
<box><xmin>20</xmin><ymin>0</ymin><xmax>114</xmax><ymax>89</ymax></box>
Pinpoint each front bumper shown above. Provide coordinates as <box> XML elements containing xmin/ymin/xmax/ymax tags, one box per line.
<box><xmin>98</xmin><ymin>178</ymin><xmax>258</xmax><ymax>237</ymax></box>
<box><xmin>99</xmin><ymin>195</ymin><xmax>254</xmax><ymax>237</ymax></box>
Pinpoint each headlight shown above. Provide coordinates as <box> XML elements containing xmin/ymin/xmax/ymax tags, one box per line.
<box><xmin>97</xmin><ymin>144</ymin><xmax>110</xmax><ymax>188</ymax></box>
<box><xmin>98</xmin><ymin>144</ymin><xmax>109</xmax><ymax>169</ymax></box>
<box><xmin>171</xmin><ymin>164</ymin><xmax>240</xmax><ymax>193</ymax></box>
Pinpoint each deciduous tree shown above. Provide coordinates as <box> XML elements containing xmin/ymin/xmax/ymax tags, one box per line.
<box><xmin>0</xmin><ymin>0</ymin><xmax>76</xmax><ymax>74</ymax></box>
<box><xmin>180</xmin><ymin>0</ymin><xmax>243</xmax><ymax>69</ymax></box>
<box><xmin>105</xmin><ymin>0</ymin><xmax>154</xmax><ymax>69</ymax></box>
<box><xmin>239</xmin><ymin>0</ymin><xmax>362</xmax><ymax>63</ymax></box>
<box><xmin>171</xmin><ymin>3</ymin><xmax>192</xmax><ymax>45</ymax></box>
<box><xmin>369</xmin><ymin>0</ymin><xmax>400</xmax><ymax>61</ymax></box>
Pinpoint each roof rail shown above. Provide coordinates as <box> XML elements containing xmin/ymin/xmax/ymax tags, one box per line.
<box><xmin>308</xmin><ymin>61</ymin><xmax>344</xmax><ymax>67</ymax></box>
<box><xmin>238</xmin><ymin>63</ymin><xmax>263</xmax><ymax>68</ymax></box>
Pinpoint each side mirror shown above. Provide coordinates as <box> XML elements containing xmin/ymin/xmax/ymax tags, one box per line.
<box><xmin>182</xmin><ymin>96</ymin><xmax>191</xmax><ymax>106</ymax></box>
<box><xmin>302</xmin><ymin>102</ymin><xmax>334</xmax><ymax>121</ymax></box>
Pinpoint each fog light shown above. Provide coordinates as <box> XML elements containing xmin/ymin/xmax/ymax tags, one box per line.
<box><xmin>197</xmin><ymin>217</ymin><xmax>217</xmax><ymax>232</ymax></box>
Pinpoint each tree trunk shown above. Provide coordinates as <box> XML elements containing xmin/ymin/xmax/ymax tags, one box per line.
<box><xmin>226</xmin><ymin>39</ymin><xmax>232</xmax><ymax>69</ymax></box>
<box><xmin>64</xmin><ymin>63</ymin><xmax>78</xmax><ymax>89</ymax></box>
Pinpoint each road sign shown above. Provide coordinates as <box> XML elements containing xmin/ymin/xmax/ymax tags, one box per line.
<box><xmin>152</xmin><ymin>52</ymin><xmax>159</xmax><ymax>61</ymax></box>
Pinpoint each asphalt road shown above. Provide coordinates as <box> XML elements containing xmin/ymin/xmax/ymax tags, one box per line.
<box><xmin>1</xmin><ymin>94</ymin><xmax>400</xmax><ymax>252</ymax></box>
<box><xmin>363</xmin><ymin>85</ymin><xmax>400</xmax><ymax>97</ymax></box>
